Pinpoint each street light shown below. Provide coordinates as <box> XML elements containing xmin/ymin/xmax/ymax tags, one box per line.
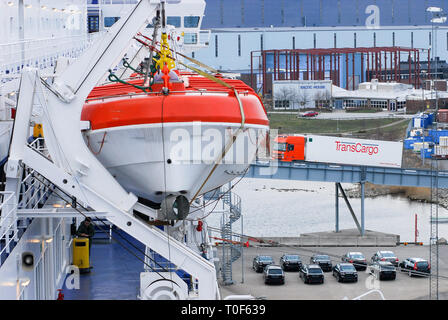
<box><xmin>427</xmin><ymin>7</ymin><xmax>443</xmax><ymax>13</ymax></box>
<box><xmin>426</xmin><ymin>5</ymin><xmax>447</xmax><ymax>301</ymax></box>
<box><xmin>426</xmin><ymin>6</ymin><xmax>447</xmax><ymax>110</ymax></box>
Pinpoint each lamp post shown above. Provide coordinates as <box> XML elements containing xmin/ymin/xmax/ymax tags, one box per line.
<box><xmin>426</xmin><ymin>5</ymin><xmax>447</xmax><ymax>301</ymax></box>
<box><xmin>427</xmin><ymin>7</ymin><xmax>447</xmax><ymax>111</ymax></box>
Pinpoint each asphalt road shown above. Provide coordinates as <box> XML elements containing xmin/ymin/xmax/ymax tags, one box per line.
<box><xmin>217</xmin><ymin>245</ymin><xmax>448</xmax><ymax>300</ymax></box>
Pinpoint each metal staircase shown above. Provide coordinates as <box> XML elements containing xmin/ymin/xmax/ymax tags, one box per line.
<box><xmin>219</xmin><ymin>183</ymin><xmax>243</xmax><ymax>285</ymax></box>
<box><xmin>0</xmin><ymin>138</ymin><xmax>53</xmax><ymax>266</ymax></box>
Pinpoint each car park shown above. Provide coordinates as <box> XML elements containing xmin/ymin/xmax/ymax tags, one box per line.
<box><xmin>341</xmin><ymin>252</ymin><xmax>367</xmax><ymax>270</ymax></box>
<box><xmin>280</xmin><ymin>254</ymin><xmax>302</xmax><ymax>271</ymax></box>
<box><xmin>299</xmin><ymin>264</ymin><xmax>324</xmax><ymax>284</ymax></box>
<box><xmin>332</xmin><ymin>263</ymin><xmax>358</xmax><ymax>283</ymax></box>
<box><xmin>310</xmin><ymin>254</ymin><xmax>332</xmax><ymax>272</ymax></box>
<box><xmin>253</xmin><ymin>255</ymin><xmax>274</xmax><ymax>273</ymax></box>
<box><xmin>368</xmin><ymin>261</ymin><xmax>396</xmax><ymax>280</ymax></box>
<box><xmin>399</xmin><ymin>258</ymin><xmax>431</xmax><ymax>277</ymax></box>
<box><xmin>371</xmin><ymin>250</ymin><xmax>399</xmax><ymax>266</ymax></box>
<box><xmin>263</xmin><ymin>265</ymin><xmax>285</xmax><ymax>285</ymax></box>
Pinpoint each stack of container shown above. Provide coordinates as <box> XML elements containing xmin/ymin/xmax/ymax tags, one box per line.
<box><xmin>435</xmin><ymin>136</ymin><xmax>448</xmax><ymax>158</ymax></box>
<box><xmin>404</xmin><ymin>136</ymin><xmax>432</xmax><ymax>150</ymax></box>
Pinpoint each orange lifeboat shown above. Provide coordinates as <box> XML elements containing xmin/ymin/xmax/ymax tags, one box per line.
<box><xmin>81</xmin><ymin>72</ymin><xmax>269</xmax><ymax>205</ymax></box>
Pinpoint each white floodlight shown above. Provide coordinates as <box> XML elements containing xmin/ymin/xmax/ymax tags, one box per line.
<box><xmin>431</xmin><ymin>16</ymin><xmax>447</xmax><ymax>24</ymax></box>
<box><xmin>427</xmin><ymin>6</ymin><xmax>443</xmax><ymax>13</ymax></box>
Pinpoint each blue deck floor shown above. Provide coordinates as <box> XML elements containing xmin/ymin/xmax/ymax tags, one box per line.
<box><xmin>62</xmin><ymin>229</ymin><xmax>145</xmax><ymax>300</ymax></box>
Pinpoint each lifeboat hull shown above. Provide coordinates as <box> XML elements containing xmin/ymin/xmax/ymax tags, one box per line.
<box><xmin>82</xmin><ymin>91</ymin><xmax>269</xmax><ymax>203</ymax></box>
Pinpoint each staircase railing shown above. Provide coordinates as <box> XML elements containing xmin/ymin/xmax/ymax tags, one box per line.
<box><xmin>0</xmin><ymin>191</ymin><xmax>18</xmax><ymax>265</ymax></box>
<box><xmin>219</xmin><ymin>183</ymin><xmax>243</xmax><ymax>285</ymax></box>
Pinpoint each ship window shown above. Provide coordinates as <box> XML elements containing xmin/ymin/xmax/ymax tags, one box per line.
<box><xmin>104</xmin><ymin>17</ymin><xmax>119</xmax><ymax>27</ymax></box>
<box><xmin>184</xmin><ymin>16</ymin><xmax>200</xmax><ymax>28</ymax></box>
<box><xmin>167</xmin><ymin>16</ymin><xmax>181</xmax><ymax>28</ymax></box>
<box><xmin>184</xmin><ymin>33</ymin><xmax>198</xmax><ymax>44</ymax></box>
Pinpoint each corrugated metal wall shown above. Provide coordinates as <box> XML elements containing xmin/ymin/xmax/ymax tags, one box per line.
<box><xmin>202</xmin><ymin>0</ymin><xmax>448</xmax><ymax>28</ymax></box>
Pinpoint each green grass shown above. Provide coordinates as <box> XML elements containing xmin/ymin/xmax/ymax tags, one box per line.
<box><xmin>268</xmin><ymin>113</ymin><xmax>406</xmax><ymax>135</ymax></box>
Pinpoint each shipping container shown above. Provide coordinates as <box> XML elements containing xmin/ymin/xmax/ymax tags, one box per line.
<box><xmin>428</xmin><ymin>129</ymin><xmax>448</xmax><ymax>143</ymax></box>
<box><xmin>435</xmin><ymin>145</ymin><xmax>448</xmax><ymax>156</ymax></box>
<box><xmin>441</xmin><ymin>136</ymin><xmax>448</xmax><ymax>147</ymax></box>
<box><xmin>438</xmin><ymin>109</ymin><xmax>448</xmax><ymax>123</ymax></box>
<box><xmin>413</xmin><ymin>118</ymin><xmax>423</xmax><ymax>128</ymax></box>
<box><xmin>421</xmin><ymin>148</ymin><xmax>434</xmax><ymax>159</ymax></box>
<box><xmin>404</xmin><ymin>138</ymin><xmax>415</xmax><ymax>150</ymax></box>
<box><xmin>410</xmin><ymin>129</ymin><xmax>423</xmax><ymax>137</ymax></box>
<box><xmin>413</xmin><ymin>142</ymin><xmax>423</xmax><ymax>152</ymax></box>
<box><xmin>304</xmin><ymin>135</ymin><xmax>403</xmax><ymax>168</ymax></box>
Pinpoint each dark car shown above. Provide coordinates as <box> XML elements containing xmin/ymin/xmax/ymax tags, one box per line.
<box><xmin>371</xmin><ymin>251</ymin><xmax>399</xmax><ymax>267</ymax></box>
<box><xmin>310</xmin><ymin>254</ymin><xmax>332</xmax><ymax>272</ymax></box>
<box><xmin>332</xmin><ymin>263</ymin><xmax>358</xmax><ymax>283</ymax></box>
<box><xmin>280</xmin><ymin>254</ymin><xmax>302</xmax><ymax>271</ymax></box>
<box><xmin>253</xmin><ymin>255</ymin><xmax>274</xmax><ymax>273</ymax></box>
<box><xmin>299</xmin><ymin>264</ymin><xmax>324</xmax><ymax>284</ymax></box>
<box><xmin>369</xmin><ymin>261</ymin><xmax>396</xmax><ymax>280</ymax></box>
<box><xmin>399</xmin><ymin>258</ymin><xmax>431</xmax><ymax>277</ymax></box>
<box><xmin>263</xmin><ymin>265</ymin><xmax>285</xmax><ymax>284</ymax></box>
<box><xmin>341</xmin><ymin>252</ymin><xmax>367</xmax><ymax>271</ymax></box>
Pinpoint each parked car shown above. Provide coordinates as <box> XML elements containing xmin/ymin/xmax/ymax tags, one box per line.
<box><xmin>371</xmin><ymin>250</ymin><xmax>399</xmax><ymax>267</ymax></box>
<box><xmin>263</xmin><ymin>265</ymin><xmax>285</xmax><ymax>284</ymax></box>
<box><xmin>341</xmin><ymin>252</ymin><xmax>367</xmax><ymax>270</ymax></box>
<box><xmin>299</xmin><ymin>111</ymin><xmax>319</xmax><ymax>118</ymax></box>
<box><xmin>369</xmin><ymin>261</ymin><xmax>396</xmax><ymax>280</ymax></box>
<box><xmin>299</xmin><ymin>264</ymin><xmax>324</xmax><ymax>284</ymax></box>
<box><xmin>253</xmin><ymin>255</ymin><xmax>274</xmax><ymax>273</ymax></box>
<box><xmin>310</xmin><ymin>254</ymin><xmax>332</xmax><ymax>272</ymax></box>
<box><xmin>332</xmin><ymin>263</ymin><xmax>358</xmax><ymax>283</ymax></box>
<box><xmin>399</xmin><ymin>258</ymin><xmax>431</xmax><ymax>277</ymax></box>
<box><xmin>280</xmin><ymin>254</ymin><xmax>302</xmax><ymax>271</ymax></box>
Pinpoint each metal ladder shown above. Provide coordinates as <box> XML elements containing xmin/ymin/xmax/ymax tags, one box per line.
<box><xmin>220</xmin><ymin>183</ymin><xmax>242</xmax><ymax>285</ymax></box>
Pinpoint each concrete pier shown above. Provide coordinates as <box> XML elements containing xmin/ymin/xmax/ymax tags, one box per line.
<box><xmin>254</xmin><ymin>229</ymin><xmax>400</xmax><ymax>247</ymax></box>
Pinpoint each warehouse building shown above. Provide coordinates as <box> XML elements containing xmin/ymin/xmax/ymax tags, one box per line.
<box><xmin>195</xmin><ymin>0</ymin><xmax>448</xmax><ymax>94</ymax></box>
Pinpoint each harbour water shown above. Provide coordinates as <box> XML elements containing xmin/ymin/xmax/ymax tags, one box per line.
<box><xmin>207</xmin><ymin>178</ymin><xmax>448</xmax><ymax>245</ymax></box>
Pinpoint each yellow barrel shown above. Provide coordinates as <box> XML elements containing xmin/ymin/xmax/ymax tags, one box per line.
<box><xmin>73</xmin><ymin>237</ymin><xmax>90</xmax><ymax>272</ymax></box>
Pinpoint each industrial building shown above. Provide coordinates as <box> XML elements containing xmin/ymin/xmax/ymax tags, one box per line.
<box><xmin>272</xmin><ymin>78</ymin><xmax>448</xmax><ymax>112</ymax></box>
<box><xmin>194</xmin><ymin>0</ymin><xmax>448</xmax><ymax>96</ymax></box>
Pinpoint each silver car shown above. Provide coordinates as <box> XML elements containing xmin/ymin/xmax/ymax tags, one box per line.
<box><xmin>371</xmin><ymin>250</ymin><xmax>399</xmax><ymax>266</ymax></box>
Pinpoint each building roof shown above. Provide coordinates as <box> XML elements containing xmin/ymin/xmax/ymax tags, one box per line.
<box><xmin>203</xmin><ymin>0</ymin><xmax>448</xmax><ymax>29</ymax></box>
<box><xmin>332</xmin><ymin>81</ymin><xmax>448</xmax><ymax>101</ymax></box>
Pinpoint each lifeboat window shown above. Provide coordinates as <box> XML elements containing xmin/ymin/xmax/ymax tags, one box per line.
<box><xmin>184</xmin><ymin>16</ymin><xmax>200</xmax><ymax>28</ymax></box>
<box><xmin>167</xmin><ymin>16</ymin><xmax>181</xmax><ymax>28</ymax></box>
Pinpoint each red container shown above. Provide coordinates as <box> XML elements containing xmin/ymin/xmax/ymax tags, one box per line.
<box><xmin>438</xmin><ymin>110</ymin><xmax>448</xmax><ymax>123</ymax></box>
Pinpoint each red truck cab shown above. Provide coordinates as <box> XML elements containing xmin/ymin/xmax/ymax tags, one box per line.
<box><xmin>273</xmin><ymin>135</ymin><xmax>305</xmax><ymax>162</ymax></box>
